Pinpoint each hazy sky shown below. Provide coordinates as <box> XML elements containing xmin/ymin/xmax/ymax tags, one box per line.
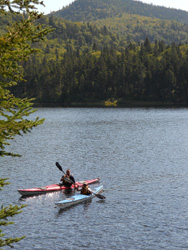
<box><xmin>140</xmin><ymin>0</ymin><xmax>188</xmax><ymax>12</ymax></box>
<box><xmin>37</xmin><ymin>0</ymin><xmax>188</xmax><ymax>14</ymax></box>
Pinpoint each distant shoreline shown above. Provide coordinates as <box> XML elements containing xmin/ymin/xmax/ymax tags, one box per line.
<box><xmin>33</xmin><ymin>102</ymin><xmax>188</xmax><ymax>108</ymax></box>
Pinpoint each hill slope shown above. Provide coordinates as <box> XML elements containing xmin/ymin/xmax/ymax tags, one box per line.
<box><xmin>53</xmin><ymin>0</ymin><xmax>188</xmax><ymax>24</ymax></box>
<box><xmin>92</xmin><ymin>14</ymin><xmax>188</xmax><ymax>44</ymax></box>
<box><xmin>50</xmin><ymin>0</ymin><xmax>188</xmax><ymax>44</ymax></box>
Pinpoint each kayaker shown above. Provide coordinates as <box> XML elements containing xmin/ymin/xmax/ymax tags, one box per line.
<box><xmin>60</xmin><ymin>169</ymin><xmax>76</xmax><ymax>189</ymax></box>
<box><xmin>79</xmin><ymin>182</ymin><xmax>92</xmax><ymax>195</ymax></box>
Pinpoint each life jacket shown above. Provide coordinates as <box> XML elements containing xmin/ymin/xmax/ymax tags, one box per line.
<box><xmin>62</xmin><ymin>175</ymin><xmax>72</xmax><ymax>187</ymax></box>
<box><xmin>81</xmin><ymin>186</ymin><xmax>91</xmax><ymax>195</ymax></box>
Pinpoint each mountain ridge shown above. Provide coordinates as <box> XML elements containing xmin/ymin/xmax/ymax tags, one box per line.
<box><xmin>52</xmin><ymin>0</ymin><xmax>188</xmax><ymax>24</ymax></box>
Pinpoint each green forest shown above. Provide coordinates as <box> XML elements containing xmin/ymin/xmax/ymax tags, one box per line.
<box><xmin>54</xmin><ymin>0</ymin><xmax>188</xmax><ymax>24</ymax></box>
<box><xmin>13</xmin><ymin>39</ymin><xmax>188</xmax><ymax>106</ymax></box>
<box><xmin>3</xmin><ymin>0</ymin><xmax>188</xmax><ymax>106</ymax></box>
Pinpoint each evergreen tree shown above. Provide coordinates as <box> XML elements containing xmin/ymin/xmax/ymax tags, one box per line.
<box><xmin>0</xmin><ymin>1</ymin><xmax>52</xmax><ymax>248</ymax></box>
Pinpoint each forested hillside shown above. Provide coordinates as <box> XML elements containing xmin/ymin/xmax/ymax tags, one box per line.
<box><xmin>93</xmin><ymin>14</ymin><xmax>188</xmax><ymax>44</ymax></box>
<box><xmin>2</xmin><ymin>0</ymin><xmax>188</xmax><ymax>107</ymax></box>
<box><xmin>42</xmin><ymin>12</ymin><xmax>188</xmax><ymax>50</ymax></box>
<box><xmin>0</xmin><ymin>12</ymin><xmax>121</xmax><ymax>58</ymax></box>
<box><xmin>50</xmin><ymin>0</ymin><xmax>188</xmax><ymax>44</ymax></box>
<box><xmin>54</xmin><ymin>0</ymin><xmax>188</xmax><ymax>24</ymax></box>
<box><xmin>43</xmin><ymin>14</ymin><xmax>188</xmax><ymax>54</ymax></box>
<box><xmin>2</xmin><ymin>0</ymin><xmax>188</xmax><ymax>53</ymax></box>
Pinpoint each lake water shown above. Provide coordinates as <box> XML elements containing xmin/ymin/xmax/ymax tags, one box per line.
<box><xmin>1</xmin><ymin>107</ymin><xmax>188</xmax><ymax>250</ymax></box>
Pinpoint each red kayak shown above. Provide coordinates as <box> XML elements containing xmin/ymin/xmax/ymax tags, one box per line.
<box><xmin>17</xmin><ymin>178</ymin><xmax>100</xmax><ymax>196</ymax></box>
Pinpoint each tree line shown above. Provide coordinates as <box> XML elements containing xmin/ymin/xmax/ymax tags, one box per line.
<box><xmin>12</xmin><ymin>38</ymin><xmax>188</xmax><ymax>106</ymax></box>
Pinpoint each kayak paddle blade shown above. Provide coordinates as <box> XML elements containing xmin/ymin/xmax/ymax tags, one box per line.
<box><xmin>56</xmin><ymin>162</ymin><xmax>63</xmax><ymax>172</ymax></box>
<box><xmin>94</xmin><ymin>193</ymin><xmax>105</xmax><ymax>199</ymax></box>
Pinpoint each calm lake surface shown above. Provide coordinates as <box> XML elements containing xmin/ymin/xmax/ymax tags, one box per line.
<box><xmin>2</xmin><ymin>107</ymin><xmax>188</xmax><ymax>250</ymax></box>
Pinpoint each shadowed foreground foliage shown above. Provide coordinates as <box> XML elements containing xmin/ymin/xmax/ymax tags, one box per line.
<box><xmin>0</xmin><ymin>0</ymin><xmax>51</xmax><ymax>249</ymax></box>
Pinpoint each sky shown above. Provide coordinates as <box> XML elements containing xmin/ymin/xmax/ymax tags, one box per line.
<box><xmin>37</xmin><ymin>0</ymin><xmax>188</xmax><ymax>15</ymax></box>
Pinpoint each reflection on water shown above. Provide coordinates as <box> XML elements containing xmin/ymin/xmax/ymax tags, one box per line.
<box><xmin>2</xmin><ymin>108</ymin><xmax>188</xmax><ymax>250</ymax></box>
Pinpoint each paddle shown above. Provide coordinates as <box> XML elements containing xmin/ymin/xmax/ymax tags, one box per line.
<box><xmin>56</xmin><ymin>162</ymin><xmax>65</xmax><ymax>175</ymax></box>
<box><xmin>77</xmin><ymin>187</ymin><xmax>105</xmax><ymax>199</ymax></box>
<box><xmin>92</xmin><ymin>192</ymin><xmax>105</xmax><ymax>199</ymax></box>
<box><xmin>56</xmin><ymin>162</ymin><xmax>105</xmax><ymax>199</ymax></box>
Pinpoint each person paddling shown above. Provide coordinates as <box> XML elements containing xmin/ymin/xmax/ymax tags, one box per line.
<box><xmin>79</xmin><ymin>182</ymin><xmax>92</xmax><ymax>195</ymax></box>
<box><xmin>60</xmin><ymin>169</ymin><xmax>76</xmax><ymax>189</ymax></box>
<box><xmin>77</xmin><ymin>181</ymin><xmax>106</xmax><ymax>199</ymax></box>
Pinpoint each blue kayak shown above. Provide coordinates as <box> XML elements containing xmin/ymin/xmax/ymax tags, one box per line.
<box><xmin>55</xmin><ymin>185</ymin><xmax>104</xmax><ymax>209</ymax></box>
